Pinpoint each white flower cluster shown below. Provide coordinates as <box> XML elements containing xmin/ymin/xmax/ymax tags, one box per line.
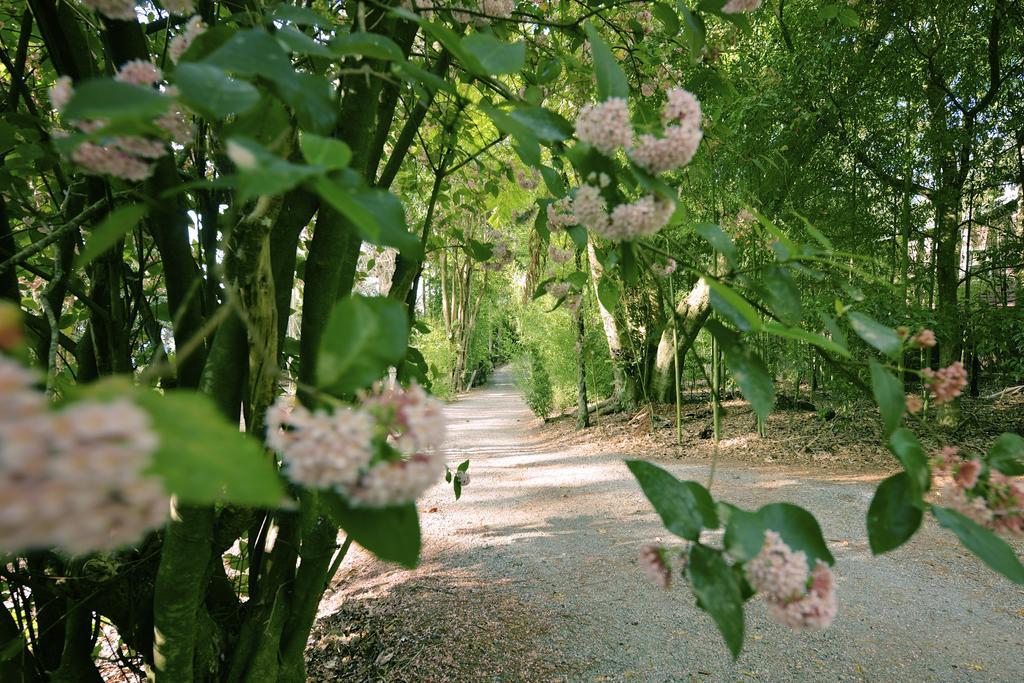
<box><xmin>266</xmin><ymin>382</ymin><xmax>448</xmax><ymax>507</ymax></box>
<box><xmin>631</xmin><ymin>90</ymin><xmax>703</xmax><ymax>174</ymax></box>
<box><xmin>51</xmin><ymin>61</ymin><xmax>192</xmax><ymax>182</ymax></box>
<box><xmin>0</xmin><ymin>357</ymin><xmax>168</xmax><ymax>555</ymax></box>
<box><xmin>170</xmin><ymin>15</ymin><xmax>207</xmax><ymax>64</ymax></box>
<box><xmin>544</xmin><ymin>280</ymin><xmax>570</xmax><ymax>299</ymax></box>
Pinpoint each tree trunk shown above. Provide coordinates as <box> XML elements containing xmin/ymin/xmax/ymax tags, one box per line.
<box><xmin>652</xmin><ymin>278</ymin><xmax>711</xmax><ymax>402</ymax></box>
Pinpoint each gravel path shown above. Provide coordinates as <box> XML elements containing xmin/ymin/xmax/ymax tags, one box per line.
<box><xmin>330</xmin><ymin>368</ymin><xmax>1024</xmax><ymax>681</ymax></box>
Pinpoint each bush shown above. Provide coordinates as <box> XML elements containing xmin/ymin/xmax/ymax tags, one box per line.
<box><xmin>522</xmin><ymin>348</ymin><xmax>554</xmax><ymax>418</ymax></box>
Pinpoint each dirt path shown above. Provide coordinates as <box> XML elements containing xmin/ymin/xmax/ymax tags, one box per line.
<box><xmin>316</xmin><ymin>368</ymin><xmax>1024</xmax><ymax>681</ymax></box>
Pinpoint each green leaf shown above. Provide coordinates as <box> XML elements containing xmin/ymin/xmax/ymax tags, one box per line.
<box><xmin>274</xmin><ymin>25</ymin><xmax>335</xmax><ymax>58</ymax></box>
<box><xmin>312</xmin><ymin>179</ymin><xmax>422</xmax><ymax>258</ymax></box>
<box><xmin>275</xmin><ymin>72</ymin><xmax>337</xmax><ymax>135</ymax></box>
<box><xmin>299</xmin><ymin>133</ymin><xmax>352</xmax><ymax>170</ymax></box>
<box><xmin>174</xmin><ymin>63</ymin><xmax>260</xmax><ymax>119</ymax></box>
<box><xmin>867</xmin><ymin>472</ymin><xmax>923</xmax><ymax>554</ymax></box>
<box><xmin>270</xmin><ymin>5</ymin><xmax>332</xmax><ymax>27</ymax></box>
<box><xmin>330</xmin><ymin>32</ymin><xmax>405</xmax><ymax>61</ymax></box>
<box><xmin>887</xmin><ymin>428</ymin><xmax>930</xmax><ymax>498</ymax></box>
<box><xmin>317</xmin><ymin>295</ymin><xmax>409</xmax><ymax>395</ymax></box>
<box><xmin>849</xmin><ymin>312</ymin><xmax>902</xmax><ymax>357</ymax></box>
<box><xmin>761</xmin><ymin>265</ymin><xmax>802</xmax><ymax>326</ymax></box>
<box><xmin>763</xmin><ymin>322</ymin><xmax>851</xmax><ymax>358</ymax></box>
<box><xmin>933</xmin><ymin>507</ymin><xmax>1024</xmax><ymax>585</ymax></box>
<box><xmin>870</xmin><ymin>361</ymin><xmax>905</xmax><ymax>437</ymax></box>
<box><xmin>566</xmin><ymin>225</ymin><xmax>588</xmax><ymax>251</ymax></box>
<box><xmin>203</xmin><ymin>28</ymin><xmax>296</xmax><ymax>83</ymax></box>
<box><xmin>461</xmin><ymin>34</ymin><xmax>525</xmax><ymax>75</ymax></box>
<box><xmin>706</xmin><ymin>320</ymin><xmax>775</xmax><ymax>421</ymax></box>
<box><xmin>688</xmin><ymin>544</ymin><xmax>744</xmax><ymax>659</ymax></box>
<box><xmin>480</xmin><ymin>105</ymin><xmax>541</xmax><ymax>167</ymax></box>
<box><xmin>627</xmin><ymin>460</ymin><xmax>717</xmax><ymax>541</ymax></box>
<box><xmin>818</xmin><ymin>4</ymin><xmax>840</xmax><ymax>20</ymax></box>
<box><xmin>756</xmin><ymin>503</ymin><xmax>835</xmax><ymax>565</ymax></box>
<box><xmin>838</xmin><ymin>7</ymin><xmax>860</xmax><ymax>27</ymax></box>
<box><xmin>583</xmin><ymin>23</ymin><xmax>629</xmax><ymax>100</ymax></box>
<box><xmin>322</xmin><ymin>492</ymin><xmax>420</xmax><ymax>568</ymax></box>
<box><xmin>678</xmin><ymin>4</ymin><xmax>707</xmax><ymax>58</ymax></box>
<box><xmin>419</xmin><ymin>21</ymin><xmax>486</xmax><ymax>74</ymax></box>
<box><xmin>132</xmin><ymin>389</ymin><xmax>285</xmax><ymax>506</ymax></box>
<box><xmin>693</xmin><ymin>223</ymin><xmax>736</xmax><ymax>266</ymax></box>
<box><xmin>227</xmin><ymin>137</ymin><xmax>320</xmax><ymax>201</ymax></box>
<box><xmin>506</xmin><ymin>106</ymin><xmax>574</xmax><ymax>142</ymax></box>
<box><xmin>0</xmin><ymin>635</ymin><xmax>25</xmax><ymax>662</ymax></box>
<box><xmin>597</xmin><ymin>276</ymin><xmax>620</xmax><ymax>312</ymax></box>
<box><xmin>707</xmin><ymin>280</ymin><xmax>761</xmax><ymax>332</ymax></box>
<box><xmin>987</xmin><ymin>433</ymin><xmax>1024</xmax><ymax>476</ymax></box>
<box><xmin>539</xmin><ymin>166</ymin><xmax>565</xmax><ymax>196</ymax></box>
<box><xmin>652</xmin><ymin>3</ymin><xmax>681</xmax><ymax>34</ymax></box>
<box><xmin>63</xmin><ymin>80</ymin><xmax>170</xmax><ymax>122</ymax></box>
<box><xmin>75</xmin><ymin>205</ymin><xmax>147</xmax><ymax>270</ymax></box>
<box><xmin>457</xmin><ymin>459</ymin><xmax>470</xmax><ymax>472</ymax></box>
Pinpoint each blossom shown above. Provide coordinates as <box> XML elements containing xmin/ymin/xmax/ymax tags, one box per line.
<box><xmin>548</xmin><ymin>245</ymin><xmax>574</xmax><ymax>264</ymax></box>
<box><xmin>546</xmin><ymin>196</ymin><xmax>577</xmax><ymax>231</ymax></box>
<box><xmin>955</xmin><ymin>459</ymin><xmax>982</xmax><ymax>490</ymax></box>
<box><xmin>363</xmin><ymin>381</ymin><xmax>447</xmax><ymax>455</ymax></box>
<box><xmin>0</xmin><ymin>358</ymin><xmax>168</xmax><ymax>555</ymax></box>
<box><xmin>572</xmin><ymin>184</ymin><xmax>611</xmax><ymax>234</ymax></box>
<box><xmin>630</xmin><ymin>125</ymin><xmax>703</xmax><ymax>174</ymax></box>
<box><xmin>71</xmin><ymin>142</ymin><xmax>154</xmax><ymax>181</ymax></box>
<box><xmin>722</xmin><ymin>0</ymin><xmax>762</xmax><ymax>13</ymax></box>
<box><xmin>545</xmin><ymin>281</ymin><xmax>570</xmax><ymax>299</ymax></box>
<box><xmin>517</xmin><ymin>168</ymin><xmax>539</xmax><ymax>190</ymax></box>
<box><xmin>905</xmin><ymin>394</ymin><xmax>923</xmax><ymax>414</ymax></box>
<box><xmin>265</xmin><ymin>398</ymin><xmax>375</xmax><ymax>490</ymax></box>
<box><xmin>81</xmin><ymin>0</ymin><xmax>137</xmax><ymax>22</ymax></box>
<box><xmin>49</xmin><ymin>76</ymin><xmax>73</xmax><ymax>113</ymax></box>
<box><xmin>170</xmin><ymin>15</ymin><xmax>207</xmax><ymax>64</ymax></box>
<box><xmin>481</xmin><ymin>228</ymin><xmax>514</xmax><ymax>272</ymax></box>
<box><xmin>653</xmin><ymin>258</ymin><xmax>677</xmax><ymax>276</ymax></box>
<box><xmin>922</xmin><ymin>361</ymin><xmax>967</xmax><ymax>404</ymax></box>
<box><xmin>911</xmin><ymin>328</ymin><xmax>936</xmax><ymax>348</ymax></box>
<box><xmin>639</xmin><ymin>544</ymin><xmax>672</xmax><ymax>589</ymax></box>
<box><xmin>765</xmin><ymin>561</ymin><xmax>837</xmax><ymax>630</ymax></box>
<box><xmin>576</xmin><ymin>98</ymin><xmax>633</xmax><ymax>155</ymax></box>
<box><xmin>745</xmin><ymin>530</ymin><xmax>810</xmax><ymax>602</ymax></box>
<box><xmin>605</xmin><ymin>194</ymin><xmax>675</xmax><ymax>240</ymax></box>
<box><xmin>663</xmin><ymin>88</ymin><xmax>702</xmax><ymax>127</ymax></box>
<box><xmin>455</xmin><ymin>470</ymin><xmax>470</xmax><ymax>486</ymax></box>
<box><xmin>115</xmin><ymin>60</ymin><xmax>162</xmax><ymax>86</ymax></box>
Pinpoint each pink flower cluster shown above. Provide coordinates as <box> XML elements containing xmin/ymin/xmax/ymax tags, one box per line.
<box><xmin>745</xmin><ymin>530</ymin><xmax>837</xmax><ymax>630</ymax></box>
<box><xmin>571</xmin><ymin>185</ymin><xmax>675</xmax><ymax>241</ymax></box>
<box><xmin>546</xmin><ymin>196</ymin><xmax>577</xmax><ymax>231</ymax></box>
<box><xmin>545</xmin><ymin>280</ymin><xmax>570</xmax><ymax>299</ymax></box>
<box><xmin>548</xmin><ymin>245</ymin><xmax>574</xmax><ymax>264</ymax></box>
<box><xmin>932</xmin><ymin>447</ymin><xmax>1024</xmax><ymax>536</ymax></box>
<box><xmin>51</xmin><ymin>61</ymin><xmax>192</xmax><ymax>181</ymax></box>
<box><xmin>722</xmin><ymin>0</ymin><xmax>762</xmax><ymax>13</ymax></box>
<box><xmin>630</xmin><ymin>90</ymin><xmax>703</xmax><ymax>174</ymax></box>
<box><xmin>911</xmin><ymin>328</ymin><xmax>936</xmax><ymax>348</ymax></box>
<box><xmin>652</xmin><ymin>258</ymin><xmax>677</xmax><ymax>276</ymax></box>
<box><xmin>451</xmin><ymin>0</ymin><xmax>514</xmax><ymax>25</ymax></box>
<box><xmin>455</xmin><ymin>470</ymin><xmax>470</xmax><ymax>486</ymax></box>
<box><xmin>481</xmin><ymin>228</ymin><xmax>514</xmax><ymax>272</ymax></box>
<box><xmin>639</xmin><ymin>544</ymin><xmax>672</xmax><ymax>589</ymax></box>
<box><xmin>921</xmin><ymin>361</ymin><xmax>967</xmax><ymax>405</ymax></box>
<box><xmin>0</xmin><ymin>356</ymin><xmax>168</xmax><ymax>555</ymax></box>
<box><xmin>267</xmin><ymin>382</ymin><xmax>449</xmax><ymax>507</ymax></box>
<box><xmin>575</xmin><ymin>98</ymin><xmax>633</xmax><ymax>155</ymax></box>
<box><xmin>81</xmin><ymin>0</ymin><xmax>137</xmax><ymax>21</ymax></box>
<box><xmin>170</xmin><ymin>15</ymin><xmax>207</xmax><ymax>64</ymax></box>
<box><xmin>517</xmin><ymin>169</ymin><xmax>540</xmax><ymax>190</ymax></box>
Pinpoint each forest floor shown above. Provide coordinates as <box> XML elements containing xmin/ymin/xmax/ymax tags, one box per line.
<box><xmin>307</xmin><ymin>369</ymin><xmax>1024</xmax><ymax>682</ymax></box>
